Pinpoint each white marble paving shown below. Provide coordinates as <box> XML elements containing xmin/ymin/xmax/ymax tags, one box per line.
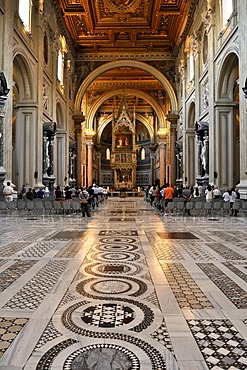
<box><xmin>0</xmin><ymin>198</ymin><xmax>247</xmax><ymax>369</ymax></box>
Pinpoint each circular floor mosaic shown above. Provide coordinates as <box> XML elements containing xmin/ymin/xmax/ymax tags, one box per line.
<box><xmin>76</xmin><ymin>277</ymin><xmax>148</xmax><ymax>298</ymax></box>
<box><xmin>99</xmin><ymin>236</ymin><xmax>137</xmax><ymax>244</ymax></box>
<box><xmin>94</xmin><ymin>243</ymin><xmax>139</xmax><ymax>252</ymax></box>
<box><xmin>90</xmin><ymin>251</ymin><xmax>141</xmax><ymax>262</ymax></box>
<box><xmin>81</xmin><ymin>303</ymin><xmax>135</xmax><ymax>328</ymax></box>
<box><xmin>91</xmin><ymin>279</ymin><xmax>132</xmax><ymax>294</ymax></box>
<box><xmin>84</xmin><ymin>262</ymin><xmax>143</xmax><ymax>276</ymax></box>
<box><xmin>63</xmin><ymin>344</ymin><xmax>140</xmax><ymax>370</ymax></box>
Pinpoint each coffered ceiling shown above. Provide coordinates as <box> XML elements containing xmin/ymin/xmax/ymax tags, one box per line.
<box><xmin>56</xmin><ymin>0</ymin><xmax>197</xmax><ymax>124</ymax></box>
<box><xmin>57</xmin><ymin>0</ymin><xmax>197</xmax><ymax>54</ymax></box>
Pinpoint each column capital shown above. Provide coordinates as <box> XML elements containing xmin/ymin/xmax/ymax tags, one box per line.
<box><xmin>165</xmin><ymin>113</ymin><xmax>179</xmax><ymax>123</ymax></box>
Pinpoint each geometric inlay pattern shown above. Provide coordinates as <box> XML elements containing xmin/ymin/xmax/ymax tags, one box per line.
<box><xmin>197</xmin><ymin>263</ymin><xmax>247</xmax><ymax>308</ymax></box>
<box><xmin>0</xmin><ymin>242</ymin><xmax>31</xmax><ymax>257</ymax></box>
<box><xmin>0</xmin><ymin>317</ymin><xmax>28</xmax><ymax>358</ymax></box>
<box><xmin>180</xmin><ymin>241</ymin><xmax>217</xmax><ymax>260</ymax></box>
<box><xmin>60</xmin><ymin>302</ymin><xmax>166</xmax><ymax>368</ymax></box>
<box><xmin>0</xmin><ymin>259</ymin><xmax>36</xmax><ymax>293</ymax></box>
<box><xmin>159</xmin><ymin>262</ymin><xmax>213</xmax><ymax>309</ymax></box>
<box><xmin>223</xmin><ymin>262</ymin><xmax>247</xmax><ymax>283</ymax></box>
<box><xmin>63</xmin><ymin>344</ymin><xmax>140</xmax><ymax>370</ymax></box>
<box><xmin>36</xmin><ymin>339</ymin><xmax>78</xmax><ymax>370</ymax></box>
<box><xmin>34</xmin><ymin>320</ymin><xmax>63</xmax><ymax>350</ymax></box>
<box><xmin>80</xmin><ymin>303</ymin><xmax>135</xmax><ymax>327</ymax></box>
<box><xmin>3</xmin><ymin>260</ymin><xmax>69</xmax><ymax>309</ymax></box>
<box><xmin>151</xmin><ymin>240</ymin><xmax>184</xmax><ymax>260</ymax></box>
<box><xmin>18</xmin><ymin>241</ymin><xmax>56</xmax><ymax>257</ymax></box>
<box><xmin>55</xmin><ymin>242</ymin><xmax>84</xmax><ymax>257</ymax></box>
<box><xmin>205</xmin><ymin>243</ymin><xmax>245</xmax><ymax>260</ymax></box>
<box><xmin>188</xmin><ymin>319</ymin><xmax>247</xmax><ymax>369</ymax></box>
<box><xmin>210</xmin><ymin>231</ymin><xmax>245</xmax><ymax>245</ymax></box>
<box><xmin>62</xmin><ymin>300</ymin><xmax>153</xmax><ymax>333</ymax></box>
<box><xmin>150</xmin><ymin>319</ymin><xmax>175</xmax><ymax>355</ymax></box>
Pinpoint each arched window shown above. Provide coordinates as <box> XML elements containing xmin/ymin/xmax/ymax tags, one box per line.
<box><xmin>141</xmin><ymin>148</ymin><xmax>146</xmax><ymax>160</ymax></box>
<box><xmin>19</xmin><ymin>0</ymin><xmax>32</xmax><ymax>32</ymax></box>
<box><xmin>57</xmin><ymin>36</ymin><xmax>67</xmax><ymax>87</ymax></box>
<box><xmin>106</xmin><ymin>148</ymin><xmax>111</xmax><ymax>160</ymax></box>
<box><xmin>222</xmin><ymin>0</ymin><xmax>233</xmax><ymax>27</ymax></box>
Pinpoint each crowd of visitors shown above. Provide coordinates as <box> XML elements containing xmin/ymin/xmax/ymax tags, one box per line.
<box><xmin>2</xmin><ymin>182</ymin><xmax>108</xmax><ymax>217</ymax></box>
<box><xmin>146</xmin><ymin>183</ymin><xmax>241</xmax><ymax>216</ymax></box>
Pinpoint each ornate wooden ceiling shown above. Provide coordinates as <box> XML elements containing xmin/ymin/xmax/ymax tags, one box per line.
<box><xmin>57</xmin><ymin>0</ymin><xmax>197</xmax><ymax>54</ymax></box>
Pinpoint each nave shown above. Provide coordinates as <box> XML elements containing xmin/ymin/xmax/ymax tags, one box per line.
<box><xmin>0</xmin><ymin>199</ymin><xmax>247</xmax><ymax>370</ymax></box>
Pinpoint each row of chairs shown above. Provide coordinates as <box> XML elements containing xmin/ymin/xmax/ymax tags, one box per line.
<box><xmin>0</xmin><ymin>199</ymin><xmax>82</xmax><ymax>214</ymax></box>
<box><xmin>159</xmin><ymin>199</ymin><xmax>247</xmax><ymax>216</ymax></box>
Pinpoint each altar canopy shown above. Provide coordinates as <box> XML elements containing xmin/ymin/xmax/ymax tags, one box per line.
<box><xmin>111</xmin><ymin>98</ymin><xmax>137</xmax><ymax>189</ymax></box>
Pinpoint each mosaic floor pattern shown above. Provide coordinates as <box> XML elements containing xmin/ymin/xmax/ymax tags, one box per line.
<box><xmin>0</xmin><ymin>198</ymin><xmax>247</xmax><ymax>370</ymax></box>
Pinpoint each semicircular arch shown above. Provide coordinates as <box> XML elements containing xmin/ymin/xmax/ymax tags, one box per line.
<box><xmin>75</xmin><ymin>60</ymin><xmax>177</xmax><ymax>114</ymax></box>
<box><xmin>13</xmin><ymin>52</ymin><xmax>34</xmax><ymax>101</ymax></box>
<box><xmin>216</xmin><ymin>49</ymin><xmax>239</xmax><ymax>101</ymax></box>
<box><xmin>97</xmin><ymin>112</ymin><xmax>154</xmax><ymax>144</ymax></box>
<box><xmin>88</xmin><ymin>88</ymin><xmax>165</xmax><ymax>133</ymax></box>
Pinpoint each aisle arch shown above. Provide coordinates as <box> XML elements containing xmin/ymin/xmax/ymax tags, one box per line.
<box><xmin>74</xmin><ymin>60</ymin><xmax>178</xmax><ymax>116</ymax></box>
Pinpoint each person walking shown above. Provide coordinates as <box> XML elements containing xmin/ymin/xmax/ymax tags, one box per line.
<box><xmin>3</xmin><ymin>181</ymin><xmax>14</xmax><ymax>202</ymax></box>
<box><xmin>79</xmin><ymin>187</ymin><xmax>91</xmax><ymax>217</ymax></box>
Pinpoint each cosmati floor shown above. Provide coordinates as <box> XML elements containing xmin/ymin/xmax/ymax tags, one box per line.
<box><xmin>0</xmin><ymin>198</ymin><xmax>247</xmax><ymax>370</ymax></box>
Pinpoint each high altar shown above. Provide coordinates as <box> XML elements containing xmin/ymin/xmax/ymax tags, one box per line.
<box><xmin>111</xmin><ymin>98</ymin><xmax>137</xmax><ymax>189</ymax></box>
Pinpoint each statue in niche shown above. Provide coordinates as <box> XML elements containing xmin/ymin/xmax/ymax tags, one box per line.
<box><xmin>118</xmin><ymin>137</ymin><xmax>123</xmax><ymax>146</ymax></box>
<box><xmin>124</xmin><ymin>137</ymin><xmax>129</xmax><ymax>146</ymax></box>
<box><xmin>43</xmin><ymin>84</ymin><xmax>48</xmax><ymax>110</ymax></box>
<box><xmin>200</xmin><ymin>141</ymin><xmax>207</xmax><ymax>171</ymax></box>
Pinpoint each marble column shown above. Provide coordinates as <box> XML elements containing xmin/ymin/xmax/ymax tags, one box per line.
<box><xmin>196</xmin><ymin>138</ymin><xmax>203</xmax><ymax>178</ymax></box>
<box><xmin>159</xmin><ymin>143</ymin><xmax>165</xmax><ymax>187</ymax></box>
<box><xmin>87</xmin><ymin>142</ymin><xmax>93</xmax><ymax>187</ymax></box>
<box><xmin>73</xmin><ymin>114</ymin><xmax>85</xmax><ymax>186</ymax></box>
<box><xmin>97</xmin><ymin>152</ymin><xmax>102</xmax><ymax>185</ymax></box>
<box><xmin>0</xmin><ymin>96</ymin><xmax>7</xmax><ymax>201</ymax></box>
<box><xmin>166</xmin><ymin>114</ymin><xmax>179</xmax><ymax>187</ymax></box>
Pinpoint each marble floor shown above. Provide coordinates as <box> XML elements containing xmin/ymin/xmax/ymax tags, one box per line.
<box><xmin>0</xmin><ymin>198</ymin><xmax>247</xmax><ymax>370</ymax></box>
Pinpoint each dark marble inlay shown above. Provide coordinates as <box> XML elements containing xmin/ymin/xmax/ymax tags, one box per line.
<box><xmin>157</xmin><ymin>232</ymin><xmax>198</xmax><ymax>240</ymax></box>
<box><xmin>104</xmin><ymin>265</ymin><xmax>125</xmax><ymax>272</ymax></box>
<box><xmin>47</xmin><ymin>231</ymin><xmax>86</xmax><ymax>240</ymax></box>
<box><xmin>95</xmin><ymin>243</ymin><xmax>139</xmax><ymax>252</ymax></box>
<box><xmin>109</xmin><ymin>218</ymin><xmax>136</xmax><ymax>222</ymax></box>
<box><xmin>81</xmin><ymin>303</ymin><xmax>135</xmax><ymax>327</ymax></box>
<box><xmin>98</xmin><ymin>230</ymin><xmax>138</xmax><ymax>236</ymax></box>
<box><xmin>99</xmin><ymin>236</ymin><xmax>138</xmax><ymax>244</ymax></box>
<box><xmin>63</xmin><ymin>344</ymin><xmax>140</xmax><ymax>370</ymax></box>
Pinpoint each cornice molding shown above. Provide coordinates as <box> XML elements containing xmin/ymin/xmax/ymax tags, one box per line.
<box><xmin>75</xmin><ymin>52</ymin><xmax>175</xmax><ymax>62</ymax></box>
